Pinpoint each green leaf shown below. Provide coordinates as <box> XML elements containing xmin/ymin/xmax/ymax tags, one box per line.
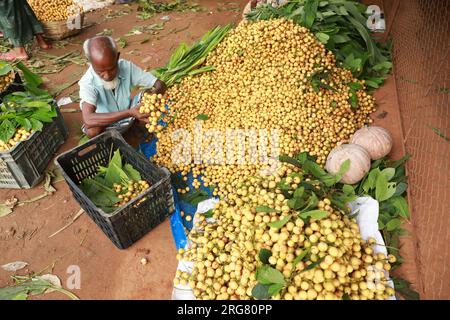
<box><xmin>251</xmin><ymin>283</ymin><xmax>271</xmax><ymax>300</ymax></box>
<box><xmin>342</xmin><ymin>293</ymin><xmax>351</xmax><ymax>300</ymax></box>
<box><xmin>386</xmin><ymin>218</ymin><xmax>402</xmax><ymax>231</ymax></box>
<box><xmin>301</xmin><ymin>192</ymin><xmax>319</xmax><ymax>212</ymax></box>
<box><xmin>393</xmin><ymin>182</ymin><xmax>407</xmax><ymax>196</ymax></box>
<box><xmin>335</xmin><ymin>159</ymin><xmax>351</xmax><ymax>180</ymax></box>
<box><xmin>288</xmin><ymin>196</ymin><xmax>304</xmax><ymax>210</ymax></box>
<box><xmin>0</xmin><ymin>119</ymin><xmax>16</xmax><ymax>143</ymax></box>
<box><xmin>316</xmin><ymin>32</ymin><xmax>330</xmax><ymax>44</ymax></box>
<box><xmin>342</xmin><ymin>184</ymin><xmax>355</xmax><ymax>195</ymax></box>
<box><xmin>24</xmin><ymin>100</ymin><xmax>51</xmax><ymax>108</ymax></box>
<box><xmin>123</xmin><ymin>164</ymin><xmax>142</xmax><ymax>182</ymax></box>
<box><xmin>256</xmin><ymin>265</ymin><xmax>286</xmax><ymax>285</ymax></box>
<box><xmin>279</xmin><ymin>155</ymin><xmax>303</xmax><ymax>168</ymax></box>
<box><xmin>348</xmin><ymin>88</ymin><xmax>359</xmax><ymax>108</ymax></box>
<box><xmin>268</xmin><ymin>215</ymin><xmax>292</xmax><ymax>229</ymax></box>
<box><xmin>386</xmin><ymin>155</ymin><xmax>411</xmax><ymax>169</ymax></box>
<box><xmin>16</xmin><ymin>62</ymin><xmax>43</xmax><ymax>88</ymax></box>
<box><xmin>105</xmin><ymin>150</ymin><xmax>124</xmax><ymax>186</ymax></box>
<box><xmin>258</xmin><ymin>249</ymin><xmax>272</xmax><ymax>264</ymax></box>
<box><xmin>0</xmin><ymin>62</ymin><xmax>13</xmax><ymax>76</ymax></box>
<box><xmin>302</xmin><ymin>257</ymin><xmax>325</xmax><ymax>272</ymax></box>
<box><xmin>201</xmin><ymin>209</ymin><xmax>213</xmax><ymax>219</ymax></box>
<box><xmin>293</xmin><ymin>247</ymin><xmax>311</xmax><ymax>268</ymax></box>
<box><xmin>293</xmin><ymin>187</ymin><xmax>305</xmax><ymax>199</ymax></box>
<box><xmin>80</xmin><ymin>178</ymin><xmax>120</xmax><ymax>210</ymax></box>
<box><xmin>15</xmin><ymin>117</ymin><xmax>32</xmax><ymax>131</ymax></box>
<box><xmin>363</xmin><ymin>168</ymin><xmax>380</xmax><ymax>193</ymax></box>
<box><xmin>256</xmin><ymin>205</ymin><xmax>277</xmax><ymax>213</ymax></box>
<box><xmin>302</xmin><ymin>0</ymin><xmax>319</xmax><ymax>28</ymax></box>
<box><xmin>381</xmin><ymin>168</ymin><xmax>395</xmax><ymax>181</ymax></box>
<box><xmin>373</xmin><ymin>61</ymin><xmax>393</xmax><ymax>72</ymax></box>
<box><xmin>268</xmin><ymin>283</ymin><xmax>284</xmax><ymax>296</ymax></box>
<box><xmin>348</xmin><ymin>82</ymin><xmax>363</xmax><ymax>90</ymax></box>
<box><xmin>392</xmin><ymin>278</ymin><xmax>420</xmax><ymax>300</ymax></box>
<box><xmin>390</xmin><ymin>196</ymin><xmax>410</xmax><ymax>219</ymax></box>
<box><xmin>12</xmin><ymin>292</ymin><xmax>28</xmax><ymax>300</ymax></box>
<box><xmin>370</xmin><ymin>158</ymin><xmax>384</xmax><ymax>169</ymax></box>
<box><xmin>375</xmin><ymin>172</ymin><xmax>387</xmax><ymax>201</ymax></box>
<box><xmin>299</xmin><ymin>209</ymin><xmax>328</xmax><ymax>220</ymax></box>
<box><xmin>196</xmin><ymin>114</ymin><xmax>209</xmax><ymax>120</ymax></box>
<box><xmin>181</xmin><ymin>190</ymin><xmax>210</xmax><ymax>205</ymax></box>
<box><xmin>29</xmin><ymin>118</ymin><xmax>43</xmax><ymax>132</ymax></box>
<box><xmin>332</xmin><ymin>34</ymin><xmax>350</xmax><ymax>43</ymax></box>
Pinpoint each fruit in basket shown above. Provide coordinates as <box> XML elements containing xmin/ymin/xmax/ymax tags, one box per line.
<box><xmin>80</xmin><ymin>149</ymin><xmax>151</xmax><ymax>213</ymax></box>
<box><xmin>28</xmin><ymin>0</ymin><xmax>83</xmax><ymax>22</ymax></box>
<box><xmin>139</xmin><ymin>93</ymin><xmax>169</xmax><ymax>138</ymax></box>
<box><xmin>350</xmin><ymin>126</ymin><xmax>393</xmax><ymax>160</ymax></box>
<box><xmin>0</xmin><ymin>127</ymin><xmax>32</xmax><ymax>152</ymax></box>
<box><xmin>325</xmin><ymin>144</ymin><xmax>371</xmax><ymax>184</ymax></box>
<box><xmin>0</xmin><ymin>71</ymin><xmax>15</xmax><ymax>94</ymax></box>
<box><xmin>173</xmin><ymin>163</ymin><xmax>395</xmax><ymax>300</ymax></box>
<box><xmin>113</xmin><ymin>180</ymin><xmax>150</xmax><ymax>208</ymax></box>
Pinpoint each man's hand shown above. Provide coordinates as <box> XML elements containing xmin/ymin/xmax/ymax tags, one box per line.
<box><xmin>145</xmin><ymin>79</ymin><xmax>167</xmax><ymax>95</ymax></box>
<box><xmin>129</xmin><ymin>106</ymin><xmax>149</xmax><ymax>123</ymax></box>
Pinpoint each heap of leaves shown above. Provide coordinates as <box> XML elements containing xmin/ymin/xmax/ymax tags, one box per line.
<box><xmin>246</xmin><ymin>0</ymin><xmax>392</xmax><ymax>91</ymax></box>
<box><xmin>80</xmin><ymin>149</ymin><xmax>151</xmax><ymax>214</ymax></box>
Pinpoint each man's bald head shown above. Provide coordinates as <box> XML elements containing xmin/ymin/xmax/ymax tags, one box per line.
<box><xmin>83</xmin><ymin>36</ymin><xmax>118</xmax><ymax>63</ymax></box>
<box><xmin>83</xmin><ymin>36</ymin><xmax>120</xmax><ymax>82</ymax></box>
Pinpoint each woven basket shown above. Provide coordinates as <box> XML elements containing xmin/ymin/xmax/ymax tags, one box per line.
<box><xmin>41</xmin><ymin>12</ymin><xmax>84</xmax><ymax>41</ymax></box>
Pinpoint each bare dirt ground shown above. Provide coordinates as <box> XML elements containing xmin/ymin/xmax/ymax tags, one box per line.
<box><xmin>0</xmin><ymin>0</ymin><xmax>415</xmax><ymax>300</ymax></box>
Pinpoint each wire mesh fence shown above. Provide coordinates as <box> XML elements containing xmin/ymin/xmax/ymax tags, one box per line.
<box><xmin>385</xmin><ymin>0</ymin><xmax>450</xmax><ymax>299</ymax></box>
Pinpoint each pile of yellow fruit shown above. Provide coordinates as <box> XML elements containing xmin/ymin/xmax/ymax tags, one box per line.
<box><xmin>28</xmin><ymin>0</ymin><xmax>83</xmax><ymax>22</ymax></box>
<box><xmin>113</xmin><ymin>180</ymin><xmax>151</xmax><ymax>208</ymax></box>
<box><xmin>0</xmin><ymin>127</ymin><xmax>32</xmax><ymax>152</ymax></box>
<box><xmin>0</xmin><ymin>71</ymin><xmax>15</xmax><ymax>94</ymax></box>
<box><xmin>139</xmin><ymin>93</ymin><xmax>169</xmax><ymax>139</ymax></box>
<box><xmin>173</xmin><ymin>163</ymin><xmax>396</xmax><ymax>300</ymax></box>
<box><xmin>154</xmin><ymin>19</ymin><xmax>375</xmax><ymax>194</ymax></box>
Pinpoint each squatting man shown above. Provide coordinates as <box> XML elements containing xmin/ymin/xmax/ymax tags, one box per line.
<box><xmin>79</xmin><ymin>36</ymin><xmax>166</xmax><ymax>138</ymax></box>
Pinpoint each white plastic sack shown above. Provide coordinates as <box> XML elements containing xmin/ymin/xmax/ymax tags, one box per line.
<box><xmin>172</xmin><ymin>196</ymin><xmax>395</xmax><ymax>300</ymax></box>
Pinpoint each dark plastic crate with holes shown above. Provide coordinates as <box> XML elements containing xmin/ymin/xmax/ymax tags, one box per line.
<box><xmin>54</xmin><ymin>130</ymin><xmax>175</xmax><ymax>249</ymax></box>
<box><xmin>0</xmin><ymin>107</ymin><xmax>68</xmax><ymax>189</ymax></box>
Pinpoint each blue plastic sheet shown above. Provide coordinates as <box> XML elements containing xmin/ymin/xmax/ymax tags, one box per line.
<box><xmin>139</xmin><ymin>136</ymin><xmax>214</xmax><ymax>250</ymax></box>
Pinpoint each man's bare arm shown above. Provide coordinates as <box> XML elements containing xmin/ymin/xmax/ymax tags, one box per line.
<box><xmin>81</xmin><ymin>102</ymin><xmax>149</xmax><ymax>129</ymax></box>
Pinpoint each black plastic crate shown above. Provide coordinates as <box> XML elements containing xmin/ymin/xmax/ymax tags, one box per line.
<box><xmin>0</xmin><ymin>107</ymin><xmax>68</xmax><ymax>188</ymax></box>
<box><xmin>54</xmin><ymin>130</ymin><xmax>175</xmax><ymax>249</ymax></box>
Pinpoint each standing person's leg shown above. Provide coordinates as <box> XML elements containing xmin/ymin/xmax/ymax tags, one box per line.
<box><xmin>0</xmin><ymin>0</ymin><xmax>50</xmax><ymax>61</ymax></box>
<box><xmin>23</xmin><ymin>2</ymin><xmax>51</xmax><ymax>50</ymax></box>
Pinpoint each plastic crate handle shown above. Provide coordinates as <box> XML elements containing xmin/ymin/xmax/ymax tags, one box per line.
<box><xmin>78</xmin><ymin>130</ymin><xmax>127</xmax><ymax>157</ymax></box>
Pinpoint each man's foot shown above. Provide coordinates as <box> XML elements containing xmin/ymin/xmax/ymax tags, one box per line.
<box><xmin>36</xmin><ymin>34</ymin><xmax>51</xmax><ymax>50</ymax></box>
<box><xmin>0</xmin><ymin>48</ymin><xmax>29</xmax><ymax>61</ymax></box>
